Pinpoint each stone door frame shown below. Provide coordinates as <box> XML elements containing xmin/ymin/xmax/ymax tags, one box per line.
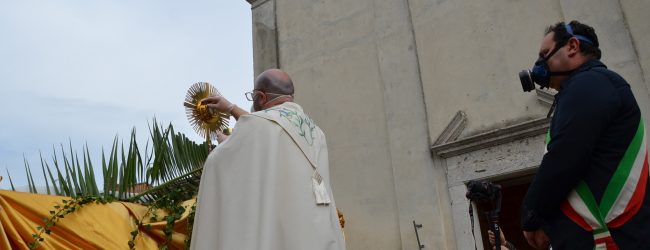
<box><xmin>432</xmin><ymin>114</ymin><xmax>549</xmax><ymax>250</ymax></box>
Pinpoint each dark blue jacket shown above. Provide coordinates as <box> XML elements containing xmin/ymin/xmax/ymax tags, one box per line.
<box><xmin>521</xmin><ymin>60</ymin><xmax>650</xmax><ymax>249</ymax></box>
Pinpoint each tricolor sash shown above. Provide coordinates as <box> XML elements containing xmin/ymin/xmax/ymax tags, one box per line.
<box><xmin>546</xmin><ymin>120</ymin><xmax>649</xmax><ymax>250</ymax></box>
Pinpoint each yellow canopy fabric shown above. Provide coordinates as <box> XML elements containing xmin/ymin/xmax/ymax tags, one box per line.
<box><xmin>0</xmin><ymin>190</ymin><xmax>193</xmax><ymax>250</ymax></box>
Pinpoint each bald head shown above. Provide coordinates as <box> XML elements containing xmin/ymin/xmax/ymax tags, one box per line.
<box><xmin>254</xmin><ymin>69</ymin><xmax>294</xmax><ymax>96</ymax></box>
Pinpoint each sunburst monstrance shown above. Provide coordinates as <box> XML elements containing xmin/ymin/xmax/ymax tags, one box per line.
<box><xmin>183</xmin><ymin>82</ymin><xmax>229</xmax><ymax>149</ymax></box>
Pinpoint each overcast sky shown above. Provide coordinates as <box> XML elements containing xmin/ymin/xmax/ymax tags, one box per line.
<box><xmin>0</xmin><ymin>1</ymin><xmax>253</xmax><ymax>190</ymax></box>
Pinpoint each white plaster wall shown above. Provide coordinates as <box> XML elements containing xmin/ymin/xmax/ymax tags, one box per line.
<box><xmin>620</xmin><ymin>0</ymin><xmax>650</xmax><ymax>108</ymax></box>
<box><xmin>275</xmin><ymin>1</ymin><xmax>402</xmax><ymax>249</ymax></box>
<box><xmin>251</xmin><ymin>0</ymin><xmax>278</xmax><ymax>75</ymax></box>
<box><xmin>407</xmin><ymin>0</ymin><xmax>563</xmax><ymax>141</ymax></box>
<box><xmin>273</xmin><ymin>0</ymin><xmax>454</xmax><ymax>249</ymax></box>
<box><xmin>247</xmin><ymin>0</ymin><xmax>650</xmax><ymax>249</ymax></box>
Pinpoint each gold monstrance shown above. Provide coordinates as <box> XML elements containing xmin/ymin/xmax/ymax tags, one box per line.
<box><xmin>183</xmin><ymin>82</ymin><xmax>229</xmax><ymax>151</ymax></box>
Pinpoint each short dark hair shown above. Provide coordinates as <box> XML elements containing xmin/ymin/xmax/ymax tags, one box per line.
<box><xmin>545</xmin><ymin>20</ymin><xmax>601</xmax><ymax>59</ymax></box>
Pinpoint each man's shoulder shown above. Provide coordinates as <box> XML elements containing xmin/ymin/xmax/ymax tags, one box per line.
<box><xmin>565</xmin><ymin>70</ymin><xmax>620</xmax><ymax>96</ymax></box>
<box><xmin>570</xmin><ymin>64</ymin><xmax>628</xmax><ymax>90</ymax></box>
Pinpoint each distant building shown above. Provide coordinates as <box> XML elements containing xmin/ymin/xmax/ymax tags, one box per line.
<box><xmin>128</xmin><ymin>182</ymin><xmax>151</xmax><ymax>194</ymax></box>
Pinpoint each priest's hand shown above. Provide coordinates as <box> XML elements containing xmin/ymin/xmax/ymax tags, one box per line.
<box><xmin>201</xmin><ymin>96</ymin><xmax>234</xmax><ymax>114</ymax></box>
<box><xmin>201</xmin><ymin>96</ymin><xmax>248</xmax><ymax>120</ymax></box>
<box><xmin>216</xmin><ymin>131</ymin><xmax>229</xmax><ymax>144</ymax></box>
<box><xmin>523</xmin><ymin>229</ymin><xmax>549</xmax><ymax>249</ymax></box>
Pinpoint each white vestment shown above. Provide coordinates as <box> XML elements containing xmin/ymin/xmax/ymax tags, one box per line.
<box><xmin>191</xmin><ymin>102</ymin><xmax>345</xmax><ymax>250</ymax></box>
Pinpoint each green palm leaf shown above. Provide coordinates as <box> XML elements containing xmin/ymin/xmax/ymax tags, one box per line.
<box><xmin>5</xmin><ymin>168</ymin><xmax>16</xmax><ymax>191</ymax></box>
<box><xmin>10</xmin><ymin>119</ymin><xmax>210</xmax><ymax>205</ymax></box>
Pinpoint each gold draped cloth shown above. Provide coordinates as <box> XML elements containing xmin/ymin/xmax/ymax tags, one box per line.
<box><xmin>0</xmin><ymin>190</ymin><xmax>193</xmax><ymax>249</ymax></box>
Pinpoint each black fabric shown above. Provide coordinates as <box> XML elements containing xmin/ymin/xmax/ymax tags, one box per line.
<box><xmin>521</xmin><ymin>60</ymin><xmax>650</xmax><ymax>249</ymax></box>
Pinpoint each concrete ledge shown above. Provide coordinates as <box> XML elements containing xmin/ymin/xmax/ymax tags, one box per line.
<box><xmin>536</xmin><ymin>88</ymin><xmax>556</xmax><ymax>106</ymax></box>
<box><xmin>431</xmin><ymin>117</ymin><xmax>550</xmax><ymax>158</ymax></box>
<box><xmin>246</xmin><ymin>0</ymin><xmax>271</xmax><ymax>9</ymax></box>
<box><xmin>433</xmin><ymin>111</ymin><xmax>467</xmax><ymax>146</ymax></box>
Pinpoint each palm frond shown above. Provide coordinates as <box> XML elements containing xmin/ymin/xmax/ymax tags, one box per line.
<box><xmin>23</xmin><ymin>155</ymin><xmax>36</xmax><ymax>194</ymax></box>
<box><xmin>128</xmin><ymin>167</ymin><xmax>203</xmax><ymax>204</ymax></box>
<box><xmin>43</xmin><ymin>160</ymin><xmax>60</xmax><ymax>195</ymax></box>
<box><xmin>83</xmin><ymin>144</ymin><xmax>99</xmax><ymax>195</ymax></box>
<box><xmin>39</xmin><ymin>152</ymin><xmax>51</xmax><ymax>195</ymax></box>
<box><xmin>5</xmin><ymin>168</ymin><xmax>16</xmax><ymax>191</ymax></box>
<box><xmin>12</xmin><ymin>119</ymin><xmax>209</xmax><ymax>204</ymax></box>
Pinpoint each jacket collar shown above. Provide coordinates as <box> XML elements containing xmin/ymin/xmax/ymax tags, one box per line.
<box><xmin>560</xmin><ymin>59</ymin><xmax>607</xmax><ymax>90</ymax></box>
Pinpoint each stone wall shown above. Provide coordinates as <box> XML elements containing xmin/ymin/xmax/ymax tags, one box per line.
<box><xmin>245</xmin><ymin>0</ymin><xmax>650</xmax><ymax>249</ymax></box>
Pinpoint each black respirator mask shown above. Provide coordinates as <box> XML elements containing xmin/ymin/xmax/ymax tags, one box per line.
<box><xmin>519</xmin><ymin>24</ymin><xmax>595</xmax><ymax>92</ymax></box>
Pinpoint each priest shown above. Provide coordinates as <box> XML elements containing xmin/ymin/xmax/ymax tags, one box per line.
<box><xmin>190</xmin><ymin>69</ymin><xmax>345</xmax><ymax>250</ymax></box>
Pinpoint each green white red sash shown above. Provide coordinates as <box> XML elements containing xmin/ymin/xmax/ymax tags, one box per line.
<box><xmin>547</xmin><ymin>120</ymin><xmax>648</xmax><ymax>250</ymax></box>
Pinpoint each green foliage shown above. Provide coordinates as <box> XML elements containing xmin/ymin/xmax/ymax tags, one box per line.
<box><xmin>185</xmin><ymin>199</ymin><xmax>198</xmax><ymax>248</ymax></box>
<box><xmin>28</xmin><ymin>196</ymin><xmax>116</xmax><ymax>249</ymax></box>
<box><xmin>5</xmin><ymin>168</ymin><xmax>16</xmax><ymax>191</ymax></box>
<box><xmin>128</xmin><ymin>167</ymin><xmax>203</xmax><ymax>204</ymax></box>
<box><xmin>128</xmin><ymin>191</ymin><xmax>196</xmax><ymax>249</ymax></box>
<box><xmin>28</xmin><ymin>193</ymin><xmax>198</xmax><ymax>249</ymax></box>
<box><xmin>12</xmin><ymin>119</ymin><xmax>208</xmax><ymax>249</ymax></box>
<box><xmin>14</xmin><ymin>119</ymin><xmax>209</xmax><ymax>202</ymax></box>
